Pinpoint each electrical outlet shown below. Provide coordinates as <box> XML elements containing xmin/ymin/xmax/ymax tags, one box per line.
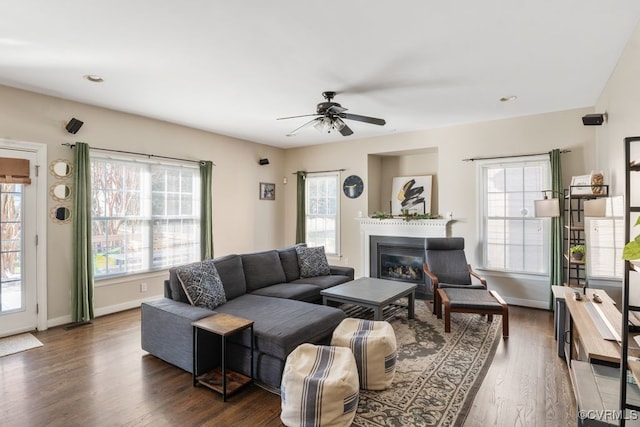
<box><xmin>140</xmin><ymin>282</ymin><xmax>148</xmax><ymax>293</ymax></box>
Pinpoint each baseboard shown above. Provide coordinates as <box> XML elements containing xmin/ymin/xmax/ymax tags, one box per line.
<box><xmin>46</xmin><ymin>295</ymin><xmax>163</xmax><ymax>329</ymax></box>
<box><xmin>502</xmin><ymin>296</ymin><xmax>550</xmax><ymax>310</ymax></box>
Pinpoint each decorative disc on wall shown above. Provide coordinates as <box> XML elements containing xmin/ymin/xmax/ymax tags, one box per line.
<box><xmin>343</xmin><ymin>175</ymin><xmax>364</xmax><ymax>199</ymax></box>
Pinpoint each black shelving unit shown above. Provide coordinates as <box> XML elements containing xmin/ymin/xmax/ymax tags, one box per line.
<box><xmin>620</xmin><ymin>136</ymin><xmax>640</xmax><ymax>426</ymax></box>
<box><xmin>563</xmin><ymin>184</ymin><xmax>609</xmax><ymax>288</ymax></box>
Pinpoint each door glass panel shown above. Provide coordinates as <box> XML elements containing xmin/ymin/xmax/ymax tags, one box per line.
<box><xmin>0</xmin><ymin>183</ymin><xmax>23</xmax><ymax>313</ymax></box>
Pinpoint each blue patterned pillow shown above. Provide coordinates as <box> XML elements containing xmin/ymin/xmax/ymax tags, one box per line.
<box><xmin>295</xmin><ymin>245</ymin><xmax>331</xmax><ymax>278</ymax></box>
<box><xmin>176</xmin><ymin>260</ymin><xmax>227</xmax><ymax>310</ymax></box>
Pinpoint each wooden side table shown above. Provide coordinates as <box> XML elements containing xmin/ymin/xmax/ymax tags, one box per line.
<box><xmin>192</xmin><ymin>313</ymin><xmax>254</xmax><ymax>401</ymax></box>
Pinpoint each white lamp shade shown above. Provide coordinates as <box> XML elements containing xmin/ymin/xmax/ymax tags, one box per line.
<box><xmin>534</xmin><ymin>198</ymin><xmax>560</xmax><ymax>217</ymax></box>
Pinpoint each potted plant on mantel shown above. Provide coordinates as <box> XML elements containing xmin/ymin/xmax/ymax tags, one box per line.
<box><xmin>570</xmin><ymin>245</ymin><xmax>585</xmax><ymax>261</ymax></box>
<box><xmin>623</xmin><ymin>217</ymin><xmax>640</xmax><ymax>267</ymax></box>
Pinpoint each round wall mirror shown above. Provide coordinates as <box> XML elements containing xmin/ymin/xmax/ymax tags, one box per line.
<box><xmin>50</xmin><ymin>184</ymin><xmax>72</xmax><ymax>201</ymax></box>
<box><xmin>50</xmin><ymin>160</ymin><xmax>73</xmax><ymax>178</ymax></box>
<box><xmin>50</xmin><ymin>206</ymin><xmax>71</xmax><ymax>223</ymax></box>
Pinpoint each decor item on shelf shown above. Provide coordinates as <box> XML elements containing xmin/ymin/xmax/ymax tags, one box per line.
<box><xmin>570</xmin><ymin>172</ymin><xmax>606</xmax><ymax>195</ymax></box>
<box><xmin>369</xmin><ymin>211</ymin><xmax>438</xmax><ymax>221</ymax></box>
<box><xmin>533</xmin><ymin>190</ymin><xmax>562</xmax><ymax>217</ymax></box>
<box><xmin>391</xmin><ymin>175</ymin><xmax>432</xmax><ymax>215</ymax></box>
<box><xmin>342</xmin><ymin>175</ymin><xmax>364</xmax><ymax>199</ymax></box>
<box><xmin>570</xmin><ymin>245</ymin><xmax>585</xmax><ymax>261</ymax></box>
<box><xmin>622</xmin><ymin>217</ymin><xmax>640</xmax><ymax>263</ymax></box>
<box><xmin>259</xmin><ymin>182</ymin><xmax>275</xmax><ymax>200</ymax></box>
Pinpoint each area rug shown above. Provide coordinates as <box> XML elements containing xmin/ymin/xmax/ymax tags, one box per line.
<box><xmin>352</xmin><ymin>301</ymin><xmax>501</xmax><ymax>427</ymax></box>
<box><xmin>0</xmin><ymin>333</ymin><xmax>43</xmax><ymax>357</ymax></box>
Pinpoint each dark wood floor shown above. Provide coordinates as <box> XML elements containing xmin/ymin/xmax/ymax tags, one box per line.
<box><xmin>1</xmin><ymin>304</ymin><xmax>574</xmax><ymax>426</ymax></box>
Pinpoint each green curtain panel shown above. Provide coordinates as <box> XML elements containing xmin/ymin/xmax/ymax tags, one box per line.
<box><xmin>200</xmin><ymin>161</ymin><xmax>213</xmax><ymax>260</ymax></box>
<box><xmin>71</xmin><ymin>142</ymin><xmax>94</xmax><ymax>322</ymax></box>
<box><xmin>295</xmin><ymin>171</ymin><xmax>306</xmax><ymax>244</ymax></box>
<box><xmin>550</xmin><ymin>148</ymin><xmax>563</xmax><ymax>308</ymax></box>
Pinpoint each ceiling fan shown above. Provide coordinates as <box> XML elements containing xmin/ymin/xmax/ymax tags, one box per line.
<box><xmin>277</xmin><ymin>91</ymin><xmax>386</xmax><ymax>137</ymax></box>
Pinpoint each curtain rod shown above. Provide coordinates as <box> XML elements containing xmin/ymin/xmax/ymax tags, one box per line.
<box><xmin>61</xmin><ymin>143</ymin><xmax>215</xmax><ymax>166</ymax></box>
<box><xmin>291</xmin><ymin>168</ymin><xmax>346</xmax><ymax>175</ymax></box>
<box><xmin>462</xmin><ymin>149</ymin><xmax>570</xmax><ymax>162</ymax></box>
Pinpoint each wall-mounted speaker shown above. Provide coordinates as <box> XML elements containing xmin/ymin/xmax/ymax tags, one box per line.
<box><xmin>582</xmin><ymin>113</ymin><xmax>605</xmax><ymax>126</ymax></box>
<box><xmin>259</xmin><ymin>158</ymin><xmax>270</xmax><ymax>165</ymax></box>
<box><xmin>65</xmin><ymin>118</ymin><xmax>84</xmax><ymax>134</ymax></box>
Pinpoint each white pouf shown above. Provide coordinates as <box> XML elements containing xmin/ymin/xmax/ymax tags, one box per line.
<box><xmin>331</xmin><ymin>318</ymin><xmax>397</xmax><ymax>390</ymax></box>
<box><xmin>281</xmin><ymin>344</ymin><xmax>359</xmax><ymax>427</ymax></box>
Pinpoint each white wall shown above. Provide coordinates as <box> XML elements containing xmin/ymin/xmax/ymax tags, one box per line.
<box><xmin>0</xmin><ymin>85</ymin><xmax>286</xmax><ymax>325</ymax></box>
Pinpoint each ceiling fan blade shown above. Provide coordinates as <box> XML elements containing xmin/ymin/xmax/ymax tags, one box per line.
<box><xmin>286</xmin><ymin>117</ymin><xmax>321</xmax><ymax>136</ymax></box>
<box><xmin>342</xmin><ymin>113</ymin><xmax>386</xmax><ymax>126</ymax></box>
<box><xmin>339</xmin><ymin>122</ymin><xmax>354</xmax><ymax>136</ymax></box>
<box><xmin>326</xmin><ymin>105</ymin><xmax>347</xmax><ymax>114</ymax></box>
<box><xmin>277</xmin><ymin>113</ymin><xmax>320</xmax><ymax>121</ymax></box>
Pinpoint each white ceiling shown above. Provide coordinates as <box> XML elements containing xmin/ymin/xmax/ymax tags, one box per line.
<box><xmin>2</xmin><ymin>1</ymin><xmax>640</xmax><ymax>148</ymax></box>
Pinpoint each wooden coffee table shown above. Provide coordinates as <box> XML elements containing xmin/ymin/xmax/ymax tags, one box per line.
<box><xmin>321</xmin><ymin>277</ymin><xmax>416</xmax><ymax>321</ymax></box>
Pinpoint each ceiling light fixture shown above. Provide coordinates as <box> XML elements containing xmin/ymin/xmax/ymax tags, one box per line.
<box><xmin>499</xmin><ymin>95</ymin><xmax>517</xmax><ymax>102</ymax></box>
<box><xmin>84</xmin><ymin>75</ymin><xmax>104</xmax><ymax>83</ymax></box>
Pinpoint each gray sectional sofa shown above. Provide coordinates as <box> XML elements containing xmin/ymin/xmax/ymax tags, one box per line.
<box><xmin>141</xmin><ymin>245</ymin><xmax>354</xmax><ymax>392</ymax></box>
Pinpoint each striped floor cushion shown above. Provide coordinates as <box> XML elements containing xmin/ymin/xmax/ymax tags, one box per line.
<box><xmin>281</xmin><ymin>344</ymin><xmax>359</xmax><ymax>427</ymax></box>
<box><xmin>331</xmin><ymin>318</ymin><xmax>397</xmax><ymax>390</ymax></box>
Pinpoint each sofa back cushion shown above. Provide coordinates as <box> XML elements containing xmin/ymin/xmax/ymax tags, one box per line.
<box><xmin>278</xmin><ymin>244</ymin><xmax>305</xmax><ymax>282</ymax></box>
<box><xmin>242</xmin><ymin>250</ymin><xmax>287</xmax><ymax>292</ymax></box>
<box><xmin>213</xmin><ymin>254</ymin><xmax>247</xmax><ymax>300</ymax></box>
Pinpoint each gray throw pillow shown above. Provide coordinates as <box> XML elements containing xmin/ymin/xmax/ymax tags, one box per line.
<box><xmin>176</xmin><ymin>261</ymin><xmax>227</xmax><ymax>310</ymax></box>
<box><xmin>296</xmin><ymin>245</ymin><xmax>331</xmax><ymax>278</ymax></box>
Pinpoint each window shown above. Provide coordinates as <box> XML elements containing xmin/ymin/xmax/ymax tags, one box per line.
<box><xmin>91</xmin><ymin>155</ymin><xmax>200</xmax><ymax>278</ymax></box>
<box><xmin>478</xmin><ymin>156</ymin><xmax>550</xmax><ymax>274</ymax></box>
<box><xmin>305</xmin><ymin>172</ymin><xmax>340</xmax><ymax>255</ymax></box>
<box><xmin>586</xmin><ymin>196</ymin><xmax>624</xmax><ymax>279</ymax></box>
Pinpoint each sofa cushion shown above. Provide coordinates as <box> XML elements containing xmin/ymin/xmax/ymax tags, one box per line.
<box><xmin>215</xmin><ymin>294</ymin><xmax>346</xmax><ymax>360</ymax></box>
<box><xmin>296</xmin><ymin>245</ymin><xmax>331</xmax><ymax>278</ymax></box>
<box><xmin>289</xmin><ymin>274</ymin><xmax>352</xmax><ymax>290</ymax></box>
<box><xmin>176</xmin><ymin>260</ymin><xmax>227</xmax><ymax>310</ymax></box>
<box><xmin>250</xmin><ymin>283</ymin><xmax>321</xmax><ymax>302</ymax></box>
<box><xmin>213</xmin><ymin>254</ymin><xmax>246</xmax><ymax>300</ymax></box>
<box><xmin>278</xmin><ymin>244</ymin><xmax>305</xmax><ymax>282</ymax></box>
<box><xmin>242</xmin><ymin>250</ymin><xmax>287</xmax><ymax>292</ymax></box>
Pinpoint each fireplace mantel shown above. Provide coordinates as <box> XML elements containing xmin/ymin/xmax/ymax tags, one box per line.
<box><xmin>357</xmin><ymin>217</ymin><xmax>451</xmax><ymax>278</ymax></box>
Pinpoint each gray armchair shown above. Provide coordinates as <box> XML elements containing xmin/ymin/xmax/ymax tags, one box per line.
<box><xmin>423</xmin><ymin>237</ymin><xmax>487</xmax><ymax>317</ymax></box>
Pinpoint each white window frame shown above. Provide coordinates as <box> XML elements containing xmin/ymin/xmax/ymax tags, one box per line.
<box><xmin>585</xmin><ymin>196</ymin><xmax>624</xmax><ymax>280</ymax></box>
<box><xmin>477</xmin><ymin>155</ymin><xmax>551</xmax><ymax>275</ymax></box>
<box><xmin>305</xmin><ymin>171</ymin><xmax>340</xmax><ymax>256</ymax></box>
<box><xmin>91</xmin><ymin>153</ymin><xmax>201</xmax><ymax>280</ymax></box>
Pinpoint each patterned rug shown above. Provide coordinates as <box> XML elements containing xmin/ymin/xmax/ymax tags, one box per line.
<box><xmin>0</xmin><ymin>333</ymin><xmax>43</xmax><ymax>357</ymax></box>
<box><xmin>352</xmin><ymin>301</ymin><xmax>501</xmax><ymax>427</ymax></box>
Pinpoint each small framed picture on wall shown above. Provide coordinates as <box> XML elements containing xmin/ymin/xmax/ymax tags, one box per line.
<box><xmin>259</xmin><ymin>182</ymin><xmax>275</xmax><ymax>200</ymax></box>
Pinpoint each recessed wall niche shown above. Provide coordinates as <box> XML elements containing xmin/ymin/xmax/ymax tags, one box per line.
<box><xmin>367</xmin><ymin>148</ymin><xmax>439</xmax><ymax>216</ymax></box>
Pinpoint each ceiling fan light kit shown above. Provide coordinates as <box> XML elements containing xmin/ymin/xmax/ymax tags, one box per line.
<box><xmin>279</xmin><ymin>91</ymin><xmax>386</xmax><ymax>137</ymax></box>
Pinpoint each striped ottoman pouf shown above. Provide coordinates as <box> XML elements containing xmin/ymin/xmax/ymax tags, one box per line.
<box><xmin>280</xmin><ymin>344</ymin><xmax>359</xmax><ymax>427</ymax></box>
<box><xmin>331</xmin><ymin>318</ymin><xmax>397</xmax><ymax>390</ymax></box>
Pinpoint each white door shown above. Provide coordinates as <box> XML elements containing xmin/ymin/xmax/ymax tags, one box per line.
<box><xmin>0</xmin><ymin>148</ymin><xmax>39</xmax><ymax>337</ymax></box>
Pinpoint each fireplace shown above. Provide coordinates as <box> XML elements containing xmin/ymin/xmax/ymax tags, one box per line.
<box><xmin>370</xmin><ymin>236</ymin><xmax>430</xmax><ymax>299</ymax></box>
